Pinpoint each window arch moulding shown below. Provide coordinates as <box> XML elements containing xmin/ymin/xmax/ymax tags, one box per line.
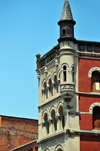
<box><xmin>42</xmin><ymin>109</ymin><xmax>48</xmax><ymax>123</ymax></box>
<box><xmin>89</xmin><ymin>102</ymin><xmax>100</xmax><ymax>114</ymax></box>
<box><xmin>55</xmin><ymin>144</ymin><xmax>64</xmax><ymax>151</ymax></box>
<box><xmin>88</xmin><ymin>67</ymin><xmax>100</xmax><ymax>78</ymax></box>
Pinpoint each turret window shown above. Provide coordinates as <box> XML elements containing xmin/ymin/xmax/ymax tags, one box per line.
<box><xmin>62</xmin><ymin>29</ymin><xmax>66</xmax><ymax>35</ymax></box>
<box><xmin>63</xmin><ymin>66</ymin><xmax>67</xmax><ymax>82</ymax></box>
<box><xmin>92</xmin><ymin>71</ymin><xmax>100</xmax><ymax>92</ymax></box>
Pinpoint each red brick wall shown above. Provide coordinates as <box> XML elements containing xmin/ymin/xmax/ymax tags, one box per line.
<box><xmin>79</xmin><ymin>95</ymin><xmax>100</xmax><ymax>130</ymax></box>
<box><xmin>79</xmin><ymin>57</ymin><xmax>100</xmax><ymax>150</ymax></box>
<box><xmin>0</xmin><ymin>116</ymin><xmax>38</xmax><ymax>151</ymax></box>
<box><xmin>79</xmin><ymin>58</ymin><xmax>100</xmax><ymax>92</ymax></box>
<box><xmin>80</xmin><ymin>135</ymin><xmax>100</xmax><ymax>151</ymax></box>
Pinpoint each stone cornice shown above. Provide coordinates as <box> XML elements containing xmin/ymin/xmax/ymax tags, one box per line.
<box><xmin>67</xmin><ymin>129</ymin><xmax>100</xmax><ymax>136</ymax></box>
<box><xmin>37</xmin><ymin>128</ymin><xmax>100</xmax><ymax>144</ymax></box>
<box><xmin>76</xmin><ymin>91</ymin><xmax>100</xmax><ymax>96</ymax></box>
<box><xmin>37</xmin><ymin>130</ymin><xmax>65</xmax><ymax>144</ymax></box>
<box><xmin>38</xmin><ymin>94</ymin><xmax>62</xmax><ymax>108</ymax></box>
<box><xmin>78</xmin><ymin>51</ymin><xmax>100</xmax><ymax>59</ymax></box>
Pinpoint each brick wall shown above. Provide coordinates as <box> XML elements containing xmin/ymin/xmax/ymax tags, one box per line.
<box><xmin>0</xmin><ymin>115</ymin><xmax>38</xmax><ymax>151</ymax></box>
<box><xmin>79</xmin><ymin>57</ymin><xmax>100</xmax><ymax>150</ymax></box>
<box><xmin>80</xmin><ymin>135</ymin><xmax>100</xmax><ymax>151</ymax></box>
<box><xmin>79</xmin><ymin>58</ymin><xmax>100</xmax><ymax>93</ymax></box>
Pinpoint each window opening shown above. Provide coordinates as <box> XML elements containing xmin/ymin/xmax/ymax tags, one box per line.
<box><xmin>58</xmin><ymin>149</ymin><xmax>63</xmax><ymax>151</ymax></box>
<box><xmin>92</xmin><ymin>71</ymin><xmax>100</xmax><ymax>92</ymax></box>
<box><xmin>44</xmin><ymin>113</ymin><xmax>49</xmax><ymax>134</ymax></box>
<box><xmin>51</xmin><ymin>110</ymin><xmax>57</xmax><ymax>132</ymax></box>
<box><xmin>93</xmin><ymin>106</ymin><xmax>100</xmax><ymax>130</ymax></box>
<box><xmin>44</xmin><ymin>82</ymin><xmax>48</xmax><ymax>100</ymax></box>
<box><xmin>63</xmin><ymin>29</ymin><xmax>66</xmax><ymax>35</ymax></box>
<box><xmin>49</xmin><ymin>79</ymin><xmax>53</xmax><ymax>97</ymax></box>
<box><xmin>63</xmin><ymin>66</ymin><xmax>67</xmax><ymax>82</ymax></box>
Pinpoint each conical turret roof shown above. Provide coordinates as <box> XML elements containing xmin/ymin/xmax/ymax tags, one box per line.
<box><xmin>60</xmin><ymin>0</ymin><xmax>73</xmax><ymax>21</ymax></box>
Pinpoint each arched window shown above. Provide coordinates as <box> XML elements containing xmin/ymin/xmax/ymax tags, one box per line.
<box><xmin>49</xmin><ymin>79</ymin><xmax>53</xmax><ymax>97</ymax></box>
<box><xmin>44</xmin><ymin>82</ymin><xmax>48</xmax><ymax>100</ymax></box>
<box><xmin>58</xmin><ymin>149</ymin><xmax>62</xmax><ymax>151</ymax></box>
<box><xmin>51</xmin><ymin>110</ymin><xmax>57</xmax><ymax>132</ymax></box>
<box><xmin>59</xmin><ymin>106</ymin><xmax>65</xmax><ymax>130</ymax></box>
<box><xmin>93</xmin><ymin>106</ymin><xmax>100</xmax><ymax>130</ymax></box>
<box><xmin>63</xmin><ymin>66</ymin><xmax>67</xmax><ymax>82</ymax></box>
<box><xmin>44</xmin><ymin>113</ymin><xmax>49</xmax><ymax>134</ymax></box>
<box><xmin>54</xmin><ymin>75</ymin><xmax>58</xmax><ymax>94</ymax></box>
<box><xmin>92</xmin><ymin>71</ymin><xmax>100</xmax><ymax>92</ymax></box>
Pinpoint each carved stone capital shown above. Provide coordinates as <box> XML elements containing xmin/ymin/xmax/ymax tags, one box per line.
<box><xmin>55</xmin><ymin>116</ymin><xmax>60</xmax><ymax>120</ymax></box>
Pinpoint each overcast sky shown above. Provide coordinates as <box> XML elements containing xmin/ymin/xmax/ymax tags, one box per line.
<box><xmin>0</xmin><ymin>0</ymin><xmax>100</xmax><ymax>120</ymax></box>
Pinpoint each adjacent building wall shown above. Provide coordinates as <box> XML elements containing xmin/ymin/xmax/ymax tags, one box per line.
<box><xmin>0</xmin><ymin>115</ymin><xmax>38</xmax><ymax>151</ymax></box>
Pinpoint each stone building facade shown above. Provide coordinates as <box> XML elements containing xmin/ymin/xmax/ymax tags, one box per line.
<box><xmin>36</xmin><ymin>0</ymin><xmax>100</xmax><ymax>151</ymax></box>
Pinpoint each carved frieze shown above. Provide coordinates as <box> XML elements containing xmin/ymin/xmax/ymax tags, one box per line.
<box><xmin>60</xmin><ymin>83</ymin><xmax>75</xmax><ymax>91</ymax></box>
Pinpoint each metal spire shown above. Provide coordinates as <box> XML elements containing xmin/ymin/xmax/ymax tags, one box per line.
<box><xmin>60</xmin><ymin>0</ymin><xmax>73</xmax><ymax>21</ymax></box>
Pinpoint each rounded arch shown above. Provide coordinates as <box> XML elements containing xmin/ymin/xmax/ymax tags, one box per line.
<box><xmin>49</xmin><ymin>105</ymin><xmax>56</xmax><ymax>116</ymax></box>
<box><xmin>47</xmin><ymin>75</ymin><xmax>53</xmax><ymax>87</ymax></box>
<box><xmin>42</xmin><ymin>109</ymin><xmax>48</xmax><ymax>123</ymax></box>
<box><xmin>52</xmin><ymin>72</ymin><xmax>58</xmax><ymax>83</ymax></box>
<box><xmin>89</xmin><ymin>102</ymin><xmax>100</xmax><ymax>114</ymax></box>
<box><xmin>61</xmin><ymin>63</ymin><xmax>69</xmax><ymax>69</ymax></box>
<box><xmin>45</xmin><ymin>149</ymin><xmax>50</xmax><ymax>151</ymax></box>
<box><xmin>57</xmin><ymin>101</ymin><xmax>63</xmax><ymax>115</ymax></box>
<box><xmin>88</xmin><ymin>67</ymin><xmax>100</xmax><ymax>78</ymax></box>
<box><xmin>55</xmin><ymin>144</ymin><xmax>64</xmax><ymax>151</ymax></box>
<box><xmin>58</xmin><ymin>63</ymin><xmax>69</xmax><ymax>74</ymax></box>
<box><xmin>42</xmin><ymin>79</ymin><xmax>46</xmax><ymax>90</ymax></box>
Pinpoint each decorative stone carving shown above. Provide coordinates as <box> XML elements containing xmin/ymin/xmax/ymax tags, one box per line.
<box><xmin>55</xmin><ymin>144</ymin><xmax>64</xmax><ymax>151</ymax></box>
<box><xmin>45</xmin><ymin>65</ymin><xmax>48</xmax><ymax>73</ymax></box>
<box><xmin>89</xmin><ymin>102</ymin><xmax>100</xmax><ymax>114</ymax></box>
<box><xmin>42</xmin><ymin>109</ymin><xmax>48</xmax><ymax>123</ymax></box>
<box><xmin>41</xmin><ymin>136</ymin><xmax>64</xmax><ymax>151</ymax></box>
<box><xmin>60</xmin><ymin>83</ymin><xmax>75</xmax><ymax>91</ymax></box>
<box><xmin>36</xmin><ymin>69</ymin><xmax>40</xmax><ymax>79</ymax></box>
<box><xmin>88</xmin><ymin>67</ymin><xmax>100</xmax><ymax>78</ymax></box>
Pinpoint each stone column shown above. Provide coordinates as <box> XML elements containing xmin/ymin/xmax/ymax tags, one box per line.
<box><xmin>48</xmin><ymin>118</ymin><xmax>52</xmax><ymax>135</ymax></box>
<box><xmin>42</xmin><ymin>123</ymin><xmax>46</xmax><ymax>137</ymax></box>
<box><xmin>57</xmin><ymin>80</ymin><xmax>60</xmax><ymax>94</ymax></box>
<box><xmin>55</xmin><ymin>116</ymin><xmax>60</xmax><ymax>132</ymax></box>
<box><xmin>60</xmin><ymin>115</ymin><xmax>63</xmax><ymax>131</ymax></box>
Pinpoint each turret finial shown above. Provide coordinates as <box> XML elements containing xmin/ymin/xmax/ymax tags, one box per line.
<box><xmin>61</xmin><ymin>0</ymin><xmax>73</xmax><ymax>21</ymax></box>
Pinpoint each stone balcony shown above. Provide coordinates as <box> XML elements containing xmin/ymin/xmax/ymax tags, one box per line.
<box><xmin>60</xmin><ymin>83</ymin><xmax>75</xmax><ymax>97</ymax></box>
